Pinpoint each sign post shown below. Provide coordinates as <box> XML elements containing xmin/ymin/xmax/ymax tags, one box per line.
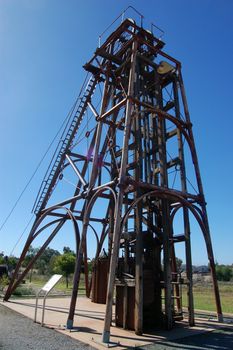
<box><xmin>34</xmin><ymin>274</ymin><xmax>63</xmax><ymax>326</ymax></box>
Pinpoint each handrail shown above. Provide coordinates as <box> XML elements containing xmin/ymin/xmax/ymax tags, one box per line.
<box><xmin>98</xmin><ymin>6</ymin><xmax>144</xmax><ymax>47</ymax></box>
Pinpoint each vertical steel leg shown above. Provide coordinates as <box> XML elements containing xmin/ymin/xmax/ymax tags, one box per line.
<box><xmin>34</xmin><ymin>291</ymin><xmax>40</xmax><ymax>323</ymax></box>
<box><xmin>41</xmin><ymin>295</ymin><xmax>47</xmax><ymax>327</ymax></box>
<box><xmin>102</xmin><ymin>40</ymin><xmax>138</xmax><ymax>344</ymax></box>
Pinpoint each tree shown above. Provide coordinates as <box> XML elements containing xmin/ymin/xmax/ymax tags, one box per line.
<box><xmin>0</xmin><ymin>252</ymin><xmax>4</xmax><ymax>264</ymax></box>
<box><xmin>215</xmin><ymin>264</ymin><xmax>233</xmax><ymax>282</ymax></box>
<box><xmin>6</xmin><ymin>256</ymin><xmax>18</xmax><ymax>271</ymax></box>
<box><xmin>23</xmin><ymin>246</ymin><xmax>60</xmax><ymax>276</ymax></box>
<box><xmin>22</xmin><ymin>246</ymin><xmax>39</xmax><ymax>268</ymax></box>
<box><xmin>0</xmin><ymin>253</ymin><xmax>18</xmax><ymax>271</ymax></box>
<box><xmin>63</xmin><ymin>246</ymin><xmax>75</xmax><ymax>255</ymax></box>
<box><xmin>52</xmin><ymin>253</ymin><xmax>75</xmax><ymax>288</ymax></box>
<box><xmin>36</xmin><ymin>247</ymin><xmax>60</xmax><ymax>275</ymax></box>
<box><xmin>175</xmin><ymin>257</ymin><xmax>183</xmax><ymax>273</ymax></box>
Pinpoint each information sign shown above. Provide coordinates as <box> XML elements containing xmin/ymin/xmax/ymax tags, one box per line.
<box><xmin>41</xmin><ymin>274</ymin><xmax>62</xmax><ymax>293</ymax></box>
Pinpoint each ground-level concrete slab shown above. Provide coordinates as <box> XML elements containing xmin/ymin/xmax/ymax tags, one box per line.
<box><xmin>1</xmin><ymin>296</ymin><xmax>232</xmax><ymax>350</ymax></box>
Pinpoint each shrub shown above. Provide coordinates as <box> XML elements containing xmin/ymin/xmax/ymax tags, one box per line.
<box><xmin>216</xmin><ymin>264</ymin><xmax>233</xmax><ymax>282</ymax></box>
<box><xmin>0</xmin><ymin>274</ymin><xmax>9</xmax><ymax>292</ymax></box>
<box><xmin>12</xmin><ymin>286</ymin><xmax>34</xmax><ymax>296</ymax></box>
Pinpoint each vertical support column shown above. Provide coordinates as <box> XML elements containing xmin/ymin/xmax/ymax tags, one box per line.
<box><xmin>102</xmin><ymin>40</ymin><xmax>138</xmax><ymax>344</ymax></box>
<box><xmin>67</xmin><ymin>77</ymin><xmax>110</xmax><ymax>329</ymax></box>
<box><xmin>173</xmin><ymin>79</ymin><xmax>194</xmax><ymax>325</ymax></box>
<box><xmin>123</xmin><ymin>199</ymin><xmax>129</xmax><ymax>329</ymax></box>
<box><xmin>170</xmin><ymin>244</ymin><xmax>182</xmax><ymax>313</ymax></box>
<box><xmin>161</xmin><ymin>202</ymin><xmax>173</xmax><ymax>329</ymax></box>
<box><xmin>108</xmin><ymin>198</ymin><xmax>115</xmax><ymax>261</ymax></box>
<box><xmin>157</xmin><ymin>72</ymin><xmax>173</xmax><ymax>329</ymax></box>
<box><xmin>157</xmin><ymin>111</ymin><xmax>173</xmax><ymax>330</ymax></box>
<box><xmin>83</xmin><ymin>236</ymin><xmax>90</xmax><ymax>297</ymax></box>
<box><xmin>108</xmin><ymin>121</ymin><xmax>117</xmax><ymax>257</ymax></box>
<box><xmin>135</xmin><ymin>202</ymin><xmax>143</xmax><ymax>334</ymax></box>
<box><xmin>67</xmin><ymin>220</ymin><xmax>87</xmax><ymax>328</ymax></box>
<box><xmin>134</xmin><ymin>106</ymin><xmax>143</xmax><ymax>335</ymax></box>
<box><xmin>202</xmin><ymin>216</ymin><xmax>223</xmax><ymax>322</ymax></box>
<box><xmin>89</xmin><ymin>77</ymin><xmax>110</xmax><ymax>188</ymax></box>
<box><xmin>178</xmin><ymin>69</ymin><xmax>223</xmax><ymax>322</ymax></box>
<box><xmin>183</xmin><ymin>206</ymin><xmax>194</xmax><ymax>325</ymax></box>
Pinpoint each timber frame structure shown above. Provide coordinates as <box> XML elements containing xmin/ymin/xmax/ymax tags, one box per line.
<box><xmin>5</xmin><ymin>8</ymin><xmax>222</xmax><ymax>344</ymax></box>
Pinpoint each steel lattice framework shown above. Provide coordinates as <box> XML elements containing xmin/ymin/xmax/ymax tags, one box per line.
<box><xmin>5</xmin><ymin>11</ymin><xmax>222</xmax><ymax>343</ymax></box>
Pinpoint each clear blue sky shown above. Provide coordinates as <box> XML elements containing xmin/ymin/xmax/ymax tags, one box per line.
<box><xmin>0</xmin><ymin>0</ymin><xmax>233</xmax><ymax>265</ymax></box>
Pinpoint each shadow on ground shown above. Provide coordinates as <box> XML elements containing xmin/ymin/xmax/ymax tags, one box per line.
<box><xmin>143</xmin><ymin>327</ymin><xmax>233</xmax><ymax>350</ymax></box>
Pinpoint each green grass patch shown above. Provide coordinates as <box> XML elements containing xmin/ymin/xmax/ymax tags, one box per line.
<box><xmin>24</xmin><ymin>273</ymin><xmax>86</xmax><ymax>295</ymax></box>
<box><xmin>182</xmin><ymin>282</ymin><xmax>233</xmax><ymax>314</ymax></box>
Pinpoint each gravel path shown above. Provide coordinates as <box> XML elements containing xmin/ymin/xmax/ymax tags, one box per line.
<box><xmin>0</xmin><ymin>304</ymin><xmax>95</xmax><ymax>350</ymax></box>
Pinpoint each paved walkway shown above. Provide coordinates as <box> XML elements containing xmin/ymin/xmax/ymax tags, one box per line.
<box><xmin>1</xmin><ymin>297</ymin><xmax>232</xmax><ymax>350</ymax></box>
<box><xmin>146</xmin><ymin>327</ymin><xmax>233</xmax><ymax>349</ymax></box>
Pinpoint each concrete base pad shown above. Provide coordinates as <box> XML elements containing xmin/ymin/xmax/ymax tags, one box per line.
<box><xmin>1</xmin><ymin>297</ymin><xmax>231</xmax><ymax>350</ymax></box>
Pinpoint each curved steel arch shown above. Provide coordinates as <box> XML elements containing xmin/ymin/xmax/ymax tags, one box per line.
<box><xmin>85</xmin><ymin>223</ymin><xmax>109</xmax><ymax>259</ymax></box>
<box><xmin>62</xmin><ymin>157</ymin><xmax>111</xmax><ymax>175</ymax></box>
<box><xmin>142</xmin><ymin>108</ymin><xmax>194</xmax><ymax>156</ymax></box>
<box><xmin>120</xmin><ymin>188</ymin><xmax>222</xmax><ymax>322</ymax></box>
<box><xmin>170</xmin><ymin>202</ymin><xmax>205</xmax><ymax>226</ymax></box>
<box><xmin>97</xmin><ymin>227</ymin><xmax>109</xmax><ymax>258</ymax></box>
<box><xmin>80</xmin><ymin>185</ymin><xmax>117</xmax><ymax>292</ymax></box>
<box><xmin>32</xmin><ymin>218</ymin><xmax>63</xmax><ymax>239</ymax></box>
<box><xmin>121</xmin><ymin>189</ymin><xmax>206</xmax><ymax>235</ymax></box>
<box><xmin>141</xmin><ymin>107</ymin><xmax>203</xmax><ymax>196</ymax></box>
<box><xmin>4</xmin><ymin>206</ymin><xmax>80</xmax><ymax>301</ymax></box>
<box><xmin>66</xmin><ymin>185</ymin><xmax>117</xmax><ymax>327</ymax></box>
<box><xmin>84</xmin><ymin>186</ymin><xmax>117</xmax><ymax>222</ymax></box>
<box><xmin>30</xmin><ymin>206</ymin><xmax>80</xmax><ymax>245</ymax></box>
<box><xmin>87</xmin><ymin>223</ymin><xmax>100</xmax><ymax>249</ymax></box>
<box><xmin>80</xmin><ymin>185</ymin><xmax>116</xmax><ymax>265</ymax></box>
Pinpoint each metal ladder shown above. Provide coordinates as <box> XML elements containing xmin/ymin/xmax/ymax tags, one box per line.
<box><xmin>33</xmin><ymin>75</ymin><xmax>97</xmax><ymax>215</ymax></box>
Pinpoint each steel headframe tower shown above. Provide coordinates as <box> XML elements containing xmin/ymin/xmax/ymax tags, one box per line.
<box><xmin>5</xmin><ymin>10</ymin><xmax>222</xmax><ymax>343</ymax></box>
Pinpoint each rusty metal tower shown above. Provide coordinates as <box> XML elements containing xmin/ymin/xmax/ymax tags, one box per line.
<box><xmin>5</xmin><ymin>8</ymin><xmax>222</xmax><ymax>343</ymax></box>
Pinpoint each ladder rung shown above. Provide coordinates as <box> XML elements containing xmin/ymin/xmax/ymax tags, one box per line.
<box><xmin>34</xmin><ymin>76</ymin><xmax>96</xmax><ymax>214</ymax></box>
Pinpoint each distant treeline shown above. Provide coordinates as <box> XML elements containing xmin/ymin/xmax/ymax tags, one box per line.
<box><xmin>1</xmin><ymin>249</ymin><xmax>233</xmax><ymax>282</ymax></box>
